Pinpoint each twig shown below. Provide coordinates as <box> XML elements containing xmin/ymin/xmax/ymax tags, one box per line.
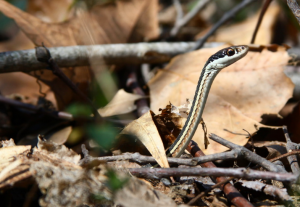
<box><xmin>209</xmin><ymin>133</ymin><xmax>284</xmax><ymax>172</ymax></box>
<box><xmin>269</xmin><ymin>150</ymin><xmax>300</xmax><ymax>163</ymax></box>
<box><xmin>79</xmin><ymin>151</ymin><xmax>200</xmax><ymax>166</ymax></box>
<box><xmin>287</xmin><ymin>0</ymin><xmax>300</xmax><ymax>26</ymax></box>
<box><xmin>188</xmin><ymin>177</ymin><xmax>234</xmax><ymax>205</ymax></box>
<box><xmin>126</xmin><ymin>70</ymin><xmax>149</xmax><ymax>117</ymax></box>
<box><xmin>170</xmin><ymin>0</ymin><xmax>210</xmax><ymax>37</ymax></box>
<box><xmin>192</xmin><ymin>0</ymin><xmax>256</xmax><ymax>50</ymax></box>
<box><xmin>0</xmin><ymin>42</ymin><xmax>223</xmax><ymax>73</ymax></box>
<box><xmin>237</xmin><ymin>180</ymin><xmax>293</xmax><ymax>203</ymax></box>
<box><xmin>3</xmin><ymin>42</ymin><xmax>300</xmax><ymax>73</ymax></box>
<box><xmin>0</xmin><ymin>95</ymin><xmax>73</xmax><ymax>120</ymax></box>
<box><xmin>35</xmin><ymin>45</ymin><xmax>102</xmax><ymax>121</ymax></box>
<box><xmin>250</xmin><ymin>0</ymin><xmax>273</xmax><ymax>43</ymax></box>
<box><xmin>173</xmin><ymin>0</ymin><xmax>184</xmax><ymax>24</ymax></box>
<box><xmin>128</xmin><ymin>167</ymin><xmax>297</xmax><ymax>183</ymax></box>
<box><xmin>282</xmin><ymin>126</ymin><xmax>300</xmax><ymax>174</ymax></box>
<box><xmin>186</xmin><ymin>141</ymin><xmax>254</xmax><ymax>207</ymax></box>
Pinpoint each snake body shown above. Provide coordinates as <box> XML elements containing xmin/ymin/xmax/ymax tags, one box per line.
<box><xmin>168</xmin><ymin>45</ymin><xmax>249</xmax><ymax>157</ymax></box>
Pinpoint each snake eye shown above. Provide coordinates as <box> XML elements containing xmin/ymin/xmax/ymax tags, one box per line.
<box><xmin>227</xmin><ymin>49</ymin><xmax>235</xmax><ymax>56</ymax></box>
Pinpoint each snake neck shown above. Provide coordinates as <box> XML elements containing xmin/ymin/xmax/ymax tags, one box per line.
<box><xmin>169</xmin><ymin>69</ymin><xmax>219</xmax><ymax>157</ymax></box>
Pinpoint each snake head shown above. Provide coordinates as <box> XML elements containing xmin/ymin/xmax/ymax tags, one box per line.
<box><xmin>205</xmin><ymin>45</ymin><xmax>249</xmax><ymax>70</ymax></box>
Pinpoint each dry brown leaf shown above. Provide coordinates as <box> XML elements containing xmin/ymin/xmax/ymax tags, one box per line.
<box><xmin>0</xmin><ymin>30</ymin><xmax>54</xmax><ymax>106</ymax></box>
<box><xmin>0</xmin><ymin>0</ymin><xmax>159</xmax><ymax>108</ymax></box>
<box><xmin>98</xmin><ymin>89</ymin><xmax>145</xmax><ymax>117</ymax></box>
<box><xmin>0</xmin><ymin>0</ymin><xmax>159</xmax><ymax>46</ymax></box>
<box><xmin>148</xmin><ymin>45</ymin><xmax>293</xmax><ymax>154</ymax></box>
<box><xmin>27</xmin><ymin>0</ymin><xmax>74</xmax><ymax>23</ymax></box>
<box><xmin>196</xmin><ymin>2</ymin><xmax>280</xmax><ymax>45</ymax></box>
<box><xmin>120</xmin><ymin>111</ymin><xmax>170</xmax><ymax>168</ymax></box>
<box><xmin>0</xmin><ymin>72</ymin><xmax>55</xmax><ymax>106</ymax></box>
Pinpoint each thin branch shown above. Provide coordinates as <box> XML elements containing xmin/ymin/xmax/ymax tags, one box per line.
<box><xmin>35</xmin><ymin>45</ymin><xmax>102</xmax><ymax>121</ymax></box>
<box><xmin>188</xmin><ymin>177</ymin><xmax>234</xmax><ymax>205</ymax></box>
<box><xmin>126</xmin><ymin>69</ymin><xmax>149</xmax><ymax>117</ymax></box>
<box><xmin>209</xmin><ymin>133</ymin><xmax>284</xmax><ymax>172</ymax></box>
<box><xmin>237</xmin><ymin>180</ymin><xmax>292</xmax><ymax>203</ymax></box>
<box><xmin>282</xmin><ymin>126</ymin><xmax>300</xmax><ymax>174</ymax></box>
<box><xmin>269</xmin><ymin>150</ymin><xmax>300</xmax><ymax>163</ymax></box>
<box><xmin>170</xmin><ymin>0</ymin><xmax>210</xmax><ymax>37</ymax></box>
<box><xmin>0</xmin><ymin>42</ymin><xmax>223</xmax><ymax>73</ymax></box>
<box><xmin>250</xmin><ymin>0</ymin><xmax>273</xmax><ymax>43</ymax></box>
<box><xmin>173</xmin><ymin>0</ymin><xmax>184</xmax><ymax>24</ymax></box>
<box><xmin>0</xmin><ymin>95</ymin><xmax>73</xmax><ymax>121</ymax></box>
<box><xmin>287</xmin><ymin>0</ymin><xmax>300</xmax><ymax>26</ymax></box>
<box><xmin>79</xmin><ymin>151</ymin><xmax>200</xmax><ymax>166</ymax></box>
<box><xmin>3</xmin><ymin>42</ymin><xmax>300</xmax><ymax>74</ymax></box>
<box><xmin>128</xmin><ymin>167</ymin><xmax>297</xmax><ymax>183</ymax></box>
<box><xmin>192</xmin><ymin>0</ymin><xmax>256</xmax><ymax>50</ymax></box>
<box><xmin>186</xmin><ymin>141</ymin><xmax>253</xmax><ymax>207</ymax></box>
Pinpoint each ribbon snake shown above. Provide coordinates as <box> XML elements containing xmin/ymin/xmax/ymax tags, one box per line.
<box><xmin>168</xmin><ymin>45</ymin><xmax>249</xmax><ymax>157</ymax></box>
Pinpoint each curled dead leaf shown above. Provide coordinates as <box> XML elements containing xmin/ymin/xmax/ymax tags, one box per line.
<box><xmin>120</xmin><ymin>111</ymin><xmax>169</xmax><ymax>168</ymax></box>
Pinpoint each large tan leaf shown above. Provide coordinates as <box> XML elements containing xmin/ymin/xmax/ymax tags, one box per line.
<box><xmin>148</xmin><ymin>45</ymin><xmax>293</xmax><ymax>154</ymax></box>
<box><xmin>120</xmin><ymin>111</ymin><xmax>169</xmax><ymax>168</ymax></box>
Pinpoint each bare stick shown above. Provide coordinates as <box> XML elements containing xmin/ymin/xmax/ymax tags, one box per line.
<box><xmin>188</xmin><ymin>177</ymin><xmax>234</xmax><ymax>205</ymax></box>
<box><xmin>282</xmin><ymin>126</ymin><xmax>300</xmax><ymax>174</ymax></box>
<box><xmin>126</xmin><ymin>70</ymin><xmax>149</xmax><ymax>117</ymax></box>
<box><xmin>269</xmin><ymin>150</ymin><xmax>300</xmax><ymax>163</ymax></box>
<box><xmin>173</xmin><ymin>0</ymin><xmax>184</xmax><ymax>24</ymax></box>
<box><xmin>0</xmin><ymin>42</ymin><xmax>223</xmax><ymax>73</ymax></box>
<box><xmin>128</xmin><ymin>167</ymin><xmax>297</xmax><ymax>183</ymax></box>
<box><xmin>170</xmin><ymin>0</ymin><xmax>210</xmax><ymax>37</ymax></box>
<box><xmin>209</xmin><ymin>133</ymin><xmax>284</xmax><ymax>172</ymax></box>
<box><xmin>186</xmin><ymin>141</ymin><xmax>253</xmax><ymax>207</ymax></box>
<box><xmin>0</xmin><ymin>95</ymin><xmax>73</xmax><ymax>121</ymax></box>
<box><xmin>35</xmin><ymin>45</ymin><xmax>102</xmax><ymax>121</ymax></box>
<box><xmin>237</xmin><ymin>180</ymin><xmax>292</xmax><ymax>203</ymax></box>
<box><xmin>250</xmin><ymin>0</ymin><xmax>273</xmax><ymax>43</ymax></box>
<box><xmin>287</xmin><ymin>0</ymin><xmax>300</xmax><ymax>26</ymax></box>
<box><xmin>192</xmin><ymin>0</ymin><xmax>256</xmax><ymax>50</ymax></box>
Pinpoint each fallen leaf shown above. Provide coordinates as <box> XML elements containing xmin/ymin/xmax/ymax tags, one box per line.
<box><xmin>120</xmin><ymin>111</ymin><xmax>169</xmax><ymax>168</ymax></box>
<box><xmin>148</xmin><ymin>45</ymin><xmax>293</xmax><ymax>154</ymax></box>
<box><xmin>0</xmin><ymin>72</ymin><xmax>55</xmax><ymax>106</ymax></box>
<box><xmin>0</xmin><ymin>0</ymin><xmax>159</xmax><ymax>47</ymax></box>
<box><xmin>98</xmin><ymin>89</ymin><xmax>146</xmax><ymax>117</ymax></box>
<box><xmin>0</xmin><ymin>0</ymin><xmax>159</xmax><ymax>108</ymax></box>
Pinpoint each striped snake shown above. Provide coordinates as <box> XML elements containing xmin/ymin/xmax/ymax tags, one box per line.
<box><xmin>168</xmin><ymin>45</ymin><xmax>249</xmax><ymax>157</ymax></box>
